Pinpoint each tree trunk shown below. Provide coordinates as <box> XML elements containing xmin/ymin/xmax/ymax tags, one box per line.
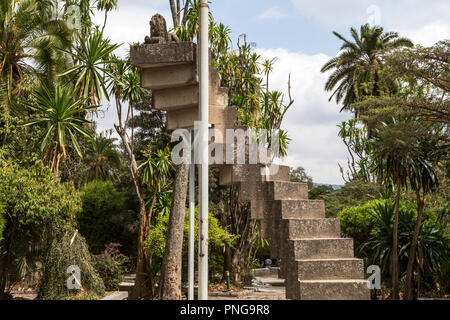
<box><xmin>404</xmin><ymin>191</ymin><xmax>425</xmax><ymax>300</ymax></box>
<box><xmin>159</xmin><ymin>164</ymin><xmax>189</xmax><ymax>300</ymax></box>
<box><xmin>222</xmin><ymin>245</ymin><xmax>233</xmax><ymax>281</ymax></box>
<box><xmin>392</xmin><ymin>182</ymin><xmax>401</xmax><ymax>300</ymax></box>
<box><xmin>169</xmin><ymin>0</ymin><xmax>179</xmax><ymax>27</ymax></box>
<box><xmin>115</xmin><ymin>126</ymin><xmax>152</xmax><ymax>299</ymax></box>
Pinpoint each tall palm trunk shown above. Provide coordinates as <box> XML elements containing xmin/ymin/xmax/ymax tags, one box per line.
<box><xmin>404</xmin><ymin>191</ymin><xmax>425</xmax><ymax>300</ymax></box>
<box><xmin>159</xmin><ymin>163</ymin><xmax>189</xmax><ymax>300</ymax></box>
<box><xmin>392</xmin><ymin>181</ymin><xmax>401</xmax><ymax>300</ymax></box>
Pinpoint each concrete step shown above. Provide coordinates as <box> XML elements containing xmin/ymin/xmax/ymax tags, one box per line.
<box><xmin>268</xmin><ymin>181</ymin><xmax>309</xmax><ymax>201</ymax></box>
<box><xmin>141</xmin><ymin>63</ymin><xmax>196</xmax><ymax>90</ymax></box>
<box><xmin>219</xmin><ymin>164</ymin><xmax>290</xmax><ymax>186</ymax></box>
<box><xmin>287</xmin><ymin>219</ymin><xmax>341</xmax><ymax>239</ymax></box>
<box><xmin>291</xmin><ymin>238</ymin><xmax>354</xmax><ymax>260</ymax></box>
<box><xmin>166</xmin><ymin>104</ymin><xmax>235</xmax><ymax>130</ymax></box>
<box><xmin>297</xmin><ymin>258</ymin><xmax>365</xmax><ymax>280</ymax></box>
<box><xmin>279</xmin><ymin>200</ymin><xmax>326</xmax><ymax>219</ymax></box>
<box><xmin>118</xmin><ymin>282</ymin><xmax>134</xmax><ymax>293</ymax></box>
<box><xmin>298</xmin><ymin>280</ymin><xmax>370</xmax><ymax>300</ymax></box>
<box><xmin>122</xmin><ymin>274</ymin><xmax>136</xmax><ymax>281</ymax></box>
<box><xmin>153</xmin><ymin>84</ymin><xmax>227</xmax><ymax>111</ymax></box>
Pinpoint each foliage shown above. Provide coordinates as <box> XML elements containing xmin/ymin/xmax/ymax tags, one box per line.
<box><xmin>0</xmin><ymin>0</ymin><xmax>72</xmax><ymax>111</ymax></box>
<box><xmin>23</xmin><ymin>84</ymin><xmax>95</xmax><ymax>164</ymax></box>
<box><xmin>145</xmin><ymin>208</ymin><xmax>237</xmax><ymax>282</ymax></box>
<box><xmin>0</xmin><ymin>161</ymin><xmax>81</xmax><ymax>228</ymax></box>
<box><xmin>60</xmin><ymin>30</ymin><xmax>120</xmax><ymax>105</ymax></box>
<box><xmin>321</xmin><ymin>24</ymin><xmax>413</xmax><ymax>113</ymax></box>
<box><xmin>83</xmin><ymin>132</ymin><xmax>123</xmax><ymax>181</ymax></box>
<box><xmin>290</xmin><ymin>166</ymin><xmax>314</xmax><ymax>190</ymax></box>
<box><xmin>359</xmin><ymin>200</ymin><xmax>449</xmax><ymax>291</ymax></box>
<box><xmin>317</xmin><ymin>179</ymin><xmax>382</xmax><ymax>217</ymax></box>
<box><xmin>38</xmin><ymin>231</ymin><xmax>105</xmax><ymax>300</ymax></box>
<box><xmin>0</xmin><ymin>160</ymin><xmax>82</xmax><ymax>295</ymax></box>
<box><xmin>92</xmin><ymin>243</ymin><xmax>128</xmax><ymax>291</ymax></box>
<box><xmin>78</xmin><ymin>180</ymin><xmax>137</xmax><ymax>255</ymax></box>
<box><xmin>338</xmin><ymin>200</ymin><xmax>380</xmax><ymax>249</ymax></box>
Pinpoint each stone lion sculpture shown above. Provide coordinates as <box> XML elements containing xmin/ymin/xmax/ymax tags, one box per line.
<box><xmin>144</xmin><ymin>14</ymin><xmax>180</xmax><ymax>44</ymax></box>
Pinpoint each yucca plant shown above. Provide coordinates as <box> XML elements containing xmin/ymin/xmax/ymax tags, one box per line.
<box><xmin>60</xmin><ymin>30</ymin><xmax>120</xmax><ymax>106</ymax></box>
<box><xmin>23</xmin><ymin>84</ymin><xmax>96</xmax><ymax>176</ymax></box>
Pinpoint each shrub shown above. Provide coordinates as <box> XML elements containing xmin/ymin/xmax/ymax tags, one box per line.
<box><xmin>145</xmin><ymin>208</ymin><xmax>237</xmax><ymax>284</ymax></box>
<box><xmin>78</xmin><ymin>180</ymin><xmax>137</xmax><ymax>255</ymax></box>
<box><xmin>0</xmin><ymin>162</ymin><xmax>82</xmax><ymax>296</ymax></box>
<box><xmin>92</xmin><ymin>243</ymin><xmax>128</xmax><ymax>291</ymax></box>
<box><xmin>38</xmin><ymin>231</ymin><xmax>105</xmax><ymax>300</ymax></box>
<box><xmin>338</xmin><ymin>200</ymin><xmax>380</xmax><ymax>250</ymax></box>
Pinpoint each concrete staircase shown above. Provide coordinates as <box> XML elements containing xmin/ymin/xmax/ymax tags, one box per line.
<box><xmin>131</xmin><ymin>40</ymin><xmax>369</xmax><ymax>300</ymax></box>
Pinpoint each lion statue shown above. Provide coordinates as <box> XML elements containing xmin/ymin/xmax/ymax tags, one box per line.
<box><xmin>144</xmin><ymin>14</ymin><xmax>180</xmax><ymax>44</ymax></box>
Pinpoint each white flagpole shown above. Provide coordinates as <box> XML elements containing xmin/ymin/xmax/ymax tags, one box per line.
<box><xmin>198</xmin><ymin>0</ymin><xmax>209</xmax><ymax>301</ymax></box>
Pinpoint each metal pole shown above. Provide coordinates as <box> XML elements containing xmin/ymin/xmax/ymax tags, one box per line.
<box><xmin>188</xmin><ymin>130</ymin><xmax>195</xmax><ymax>300</ymax></box>
<box><xmin>198</xmin><ymin>0</ymin><xmax>209</xmax><ymax>301</ymax></box>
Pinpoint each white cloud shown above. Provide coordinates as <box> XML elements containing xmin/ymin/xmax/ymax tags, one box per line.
<box><xmin>398</xmin><ymin>21</ymin><xmax>450</xmax><ymax>47</ymax></box>
<box><xmin>257</xmin><ymin>7</ymin><xmax>287</xmax><ymax>20</ymax></box>
<box><xmin>290</xmin><ymin>0</ymin><xmax>450</xmax><ymax>46</ymax></box>
<box><xmin>257</xmin><ymin>48</ymin><xmax>352</xmax><ymax>185</ymax></box>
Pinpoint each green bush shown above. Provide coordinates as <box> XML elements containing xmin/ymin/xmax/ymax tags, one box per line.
<box><xmin>145</xmin><ymin>208</ymin><xmax>237</xmax><ymax>283</ymax></box>
<box><xmin>92</xmin><ymin>243</ymin><xmax>128</xmax><ymax>291</ymax></box>
<box><xmin>38</xmin><ymin>231</ymin><xmax>105</xmax><ymax>300</ymax></box>
<box><xmin>78</xmin><ymin>180</ymin><xmax>137</xmax><ymax>255</ymax></box>
<box><xmin>0</xmin><ymin>162</ymin><xmax>82</xmax><ymax>296</ymax></box>
<box><xmin>319</xmin><ymin>179</ymin><xmax>382</xmax><ymax>217</ymax></box>
<box><xmin>338</xmin><ymin>200</ymin><xmax>380</xmax><ymax>250</ymax></box>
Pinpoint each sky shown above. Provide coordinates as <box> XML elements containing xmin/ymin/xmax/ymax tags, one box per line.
<box><xmin>93</xmin><ymin>0</ymin><xmax>450</xmax><ymax>185</ymax></box>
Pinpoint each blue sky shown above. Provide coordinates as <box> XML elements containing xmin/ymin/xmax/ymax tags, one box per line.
<box><xmin>94</xmin><ymin>0</ymin><xmax>450</xmax><ymax>184</ymax></box>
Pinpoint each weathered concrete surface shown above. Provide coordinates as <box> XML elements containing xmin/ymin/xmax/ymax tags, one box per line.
<box><xmin>298</xmin><ymin>280</ymin><xmax>370</xmax><ymax>300</ymax></box>
<box><xmin>141</xmin><ymin>63</ymin><xmax>196</xmax><ymax>90</ymax></box>
<box><xmin>131</xmin><ymin>42</ymin><xmax>196</xmax><ymax>68</ymax></box>
<box><xmin>297</xmin><ymin>258</ymin><xmax>365</xmax><ymax>281</ymax></box>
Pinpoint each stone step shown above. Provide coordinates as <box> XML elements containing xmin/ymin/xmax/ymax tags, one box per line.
<box><xmin>268</xmin><ymin>181</ymin><xmax>308</xmax><ymax>201</ymax></box>
<box><xmin>219</xmin><ymin>164</ymin><xmax>290</xmax><ymax>186</ymax></box>
<box><xmin>298</xmin><ymin>280</ymin><xmax>370</xmax><ymax>300</ymax></box>
<box><xmin>118</xmin><ymin>282</ymin><xmax>134</xmax><ymax>293</ymax></box>
<box><xmin>291</xmin><ymin>238</ymin><xmax>354</xmax><ymax>260</ymax></box>
<box><xmin>297</xmin><ymin>258</ymin><xmax>365</xmax><ymax>281</ymax></box>
<box><xmin>279</xmin><ymin>200</ymin><xmax>326</xmax><ymax>219</ymax></box>
<box><xmin>166</xmin><ymin>104</ymin><xmax>234</xmax><ymax>130</ymax></box>
<box><xmin>153</xmin><ymin>84</ymin><xmax>227</xmax><ymax>111</ymax></box>
<box><xmin>287</xmin><ymin>219</ymin><xmax>341</xmax><ymax>239</ymax></box>
<box><xmin>141</xmin><ymin>63</ymin><xmax>196</xmax><ymax>90</ymax></box>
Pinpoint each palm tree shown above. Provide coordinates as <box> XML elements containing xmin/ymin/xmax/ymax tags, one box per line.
<box><xmin>60</xmin><ymin>30</ymin><xmax>120</xmax><ymax>106</ymax></box>
<box><xmin>23</xmin><ymin>84</ymin><xmax>95</xmax><ymax>176</ymax></box>
<box><xmin>321</xmin><ymin>24</ymin><xmax>413</xmax><ymax>114</ymax></box>
<box><xmin>85</xmin><ymin>132</ymin><xmax>122</xmax><ymax>181</ymax></box>
<box><xmin>0</xmin><ymin>0</ymin><xmax>71</xmax><ymax>111</ymax></box>
<box><xmin>96</xmin><ymin>0</ymin><xmax>118</xmax><ymax>34</ymax></box>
